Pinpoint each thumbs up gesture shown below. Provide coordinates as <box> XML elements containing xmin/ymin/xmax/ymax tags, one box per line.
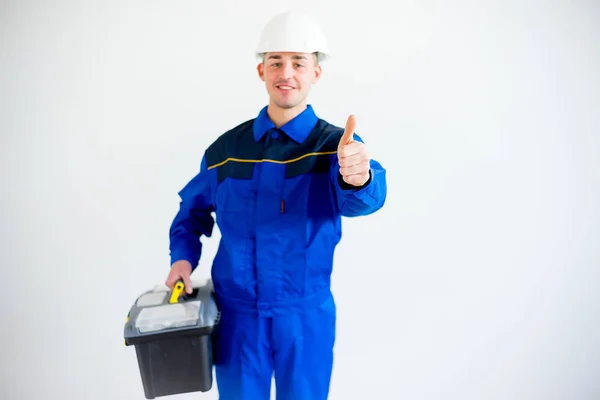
<box><xmin>337</xmin><ymin>114</ymin><xmax>371</xmax><ymax>187</ymax></box>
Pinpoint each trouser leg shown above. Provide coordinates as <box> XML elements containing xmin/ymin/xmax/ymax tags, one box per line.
<box><xmin>213</xmin><ymin>309</ymin><xmax>273</xmax><ymax>400</ymax></box>
<box><xmin>272</xmin><ymin>294</ymin><xmax>337</xmax><ymax>400</ymax></box>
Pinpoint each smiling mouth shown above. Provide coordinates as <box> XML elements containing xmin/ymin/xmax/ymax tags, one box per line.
<box><xmin>276</xmin><ymin>85</ymin><xmax>296</xmax><ymax>91</ymax></box>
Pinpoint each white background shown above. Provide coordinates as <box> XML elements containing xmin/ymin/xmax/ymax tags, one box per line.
<box><xmin>1</xmin><ymin>1</ymin><xmax>599</xmax><ymax>399</ymax></box>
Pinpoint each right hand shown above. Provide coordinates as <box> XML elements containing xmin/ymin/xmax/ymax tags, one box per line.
<box><xmin>166</xmin><ymin>260</ymin><xmax>193</xmax><ymax>295</ymax></box>
<box><xmin>337</xmin><ymin>114</ymin><xmax>371</xmax><ymax>187</ymax></box>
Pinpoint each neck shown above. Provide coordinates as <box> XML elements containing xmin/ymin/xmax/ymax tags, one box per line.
<box><xmin>267</xmin><ymin>101</ymin><xmax>307</xmax><ymax>128</ymax></box>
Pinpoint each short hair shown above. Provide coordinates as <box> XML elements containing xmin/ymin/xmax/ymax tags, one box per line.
<box><xmin>313</xmin><ymin>52</ymin><xmax>321</xmax><ymax>65</ymax></box>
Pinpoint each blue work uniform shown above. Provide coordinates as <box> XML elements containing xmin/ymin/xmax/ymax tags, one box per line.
<box><xmin>169</xmin><ymin>105</ymin><xmax>387</xmax><ymax>399</ymax></box>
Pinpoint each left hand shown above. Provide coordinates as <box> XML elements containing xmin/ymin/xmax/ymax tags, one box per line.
<box><xmin>337</xmin><ymin>114</ymin><xmax>371</xmax><ymax>187</ymax></box>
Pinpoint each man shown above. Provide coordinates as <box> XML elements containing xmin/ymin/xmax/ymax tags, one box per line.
<box><xmin>165</xmin><ymin>11</ymin><xmax>387</xmax><ymax>400</ymax></box>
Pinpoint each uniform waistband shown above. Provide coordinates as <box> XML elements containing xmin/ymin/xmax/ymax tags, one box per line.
<box><xmin>214</xmin><ymin>288</ymin><xmax>333</xmax><ymax>317</ymax></box>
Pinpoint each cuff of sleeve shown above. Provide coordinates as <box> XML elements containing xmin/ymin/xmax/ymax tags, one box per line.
<box><xmin>170</xmin><ymin>253</ymin><xmax>199</xmax><ymax>271</ymax></box>
<box><xmin>337</xmin><ymin>169</ymin><xmax>372</xmax><ymax>191</ymax></box>
<box><xmin>337</xmin><ymin>169</ymin><xmax>381</xmax><ymax>207</ymax></box>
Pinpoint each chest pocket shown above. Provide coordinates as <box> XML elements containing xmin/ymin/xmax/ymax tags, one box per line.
<box><xmin>214</xmin><ymin>170</ymin><xmax>257</xmax><ymax>239</ymax></box>
<box><xmin>282</xmin><ymin>155</ymin><xmax>334</xmax><ymax>219</ymax></box>
<box><xmin>215</xmin><ymin>178</ymin><xmax>255</xmax><ymax>212</ymax></box>
<box><xmin>214</xmin><ymin>158</ymin><xmax>256</xmax><ymax>209</ymax></box>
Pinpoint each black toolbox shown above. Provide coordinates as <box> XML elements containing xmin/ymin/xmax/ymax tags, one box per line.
<box><xmin>124</xmin><ymin>279</ymin><xmax>220</xmax><ymax>399</ymax></box>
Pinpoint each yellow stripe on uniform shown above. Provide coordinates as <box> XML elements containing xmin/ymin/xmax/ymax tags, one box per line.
<box><xmin>207</xmin><ymin>151</ymin><xmax>337</xmax><ymax>170</ymax></box>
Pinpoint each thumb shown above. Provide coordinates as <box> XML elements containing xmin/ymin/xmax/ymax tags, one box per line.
<box><xmin>339</xmin><ymin>114</ymin><xmax>356</xmax><ymax>148</ymax></box>
<box><xmin>183</xmin><ymin>274</ymin><xmax>193</xmax><ymax>294</ymax></box>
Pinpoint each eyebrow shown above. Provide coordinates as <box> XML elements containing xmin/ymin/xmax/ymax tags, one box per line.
<box><xmin>267</xmin><ymin>55</ymin><xmax>308</xmax><ymax>60</ymax></box>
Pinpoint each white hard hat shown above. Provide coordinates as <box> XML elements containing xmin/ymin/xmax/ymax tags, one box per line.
<box><xmin>255</xmin><ymin>11</ymin><xmax>330</xmax><ymax>61</ymax></box>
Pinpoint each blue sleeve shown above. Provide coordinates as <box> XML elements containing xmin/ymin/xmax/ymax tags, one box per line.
<box><xmin>169</xmin><ymin>154</ymin><xmax>216</xmax><ymax>271</ymax></box>
<box><xmin>330</xmin><ymin>133</ymin><xmax>387</xmax><ymax>217</ymax></box>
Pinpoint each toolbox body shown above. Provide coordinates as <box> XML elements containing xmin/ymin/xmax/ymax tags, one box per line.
<box><xmin>124</xmin><ymin>280</ymin><xmax>220</xmax><ymax>399</ymax></box>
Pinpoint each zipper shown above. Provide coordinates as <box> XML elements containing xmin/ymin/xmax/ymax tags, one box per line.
<box><xmin>281</xmin><ymin>199</ymin><xmax>285</xmax><ymax>213</ymax></box>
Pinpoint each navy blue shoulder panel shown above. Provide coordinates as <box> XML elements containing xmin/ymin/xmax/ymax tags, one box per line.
<box><xmin>204</xmin><ymin>119</ymin><xmax>261</xmax><ymax>182</ymax></box>
<box><xmin>284</xmin><ymin>119</ymin><xmax>344</xmax><ymax>178</ymax></box>
<box><xmin>299</xmin><ymin>119</ymin><xmax>343</xmax><ymax>152</ymax></box>
<box><xmin>203</xmin><ymin>118</ymin><xmax>346</xmax><ymax>182</ymax></box>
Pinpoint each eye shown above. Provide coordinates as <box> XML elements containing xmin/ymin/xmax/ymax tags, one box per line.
<box><xmin>295</xmin><ymin>63</ymin><xmax>304</xmax><ymax>68</ymax></box>
<box><xmin>271</xmin><ymin>62</ymin><xmax>281</xmax><ymax>67</ymax></box>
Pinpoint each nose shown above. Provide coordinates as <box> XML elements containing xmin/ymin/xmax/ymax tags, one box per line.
<box><xmin>280</xmin><ymin>61</ymin><xmax>295</xmax><ymax>80</ymax></box>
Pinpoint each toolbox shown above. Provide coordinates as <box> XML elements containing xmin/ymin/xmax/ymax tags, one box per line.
<box><xmin>124</xmin><ymin>279</ymin><xmax>220</xmax><ymax>399</ymax></box>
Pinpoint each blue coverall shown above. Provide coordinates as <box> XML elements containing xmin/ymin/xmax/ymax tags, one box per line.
<box><xmin>169</xmin><ymin>105</ymin><xmax>387</xmax><ymax>399</ymax></box>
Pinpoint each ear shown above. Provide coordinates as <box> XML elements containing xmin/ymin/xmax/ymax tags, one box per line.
<box><xmin>312</xmin><ymin>64</ymin><xmax>322</xmax><ymax>84</ymax></box>
<box><xmin>257</xmin><ymin>62</ymin><xmax>265</xmax><ymax>81</ymax></box>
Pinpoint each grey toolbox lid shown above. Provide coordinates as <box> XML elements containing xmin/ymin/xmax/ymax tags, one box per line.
<box><xmin>124</xmin><ymin>279</ymin><xmax>220</xmax><ymax>345</ymax></box>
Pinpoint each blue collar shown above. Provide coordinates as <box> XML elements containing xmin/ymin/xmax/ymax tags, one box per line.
<box><xmin>252</xmin><ymin>105</ymin><xmax>319</xmax><ymax>143</ymax></box>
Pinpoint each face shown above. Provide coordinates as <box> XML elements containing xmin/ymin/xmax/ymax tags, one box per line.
<box><xmin>257</xmin><ymin>52</ymin><xmax>322</xmax><ymax>110</ymax></box>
